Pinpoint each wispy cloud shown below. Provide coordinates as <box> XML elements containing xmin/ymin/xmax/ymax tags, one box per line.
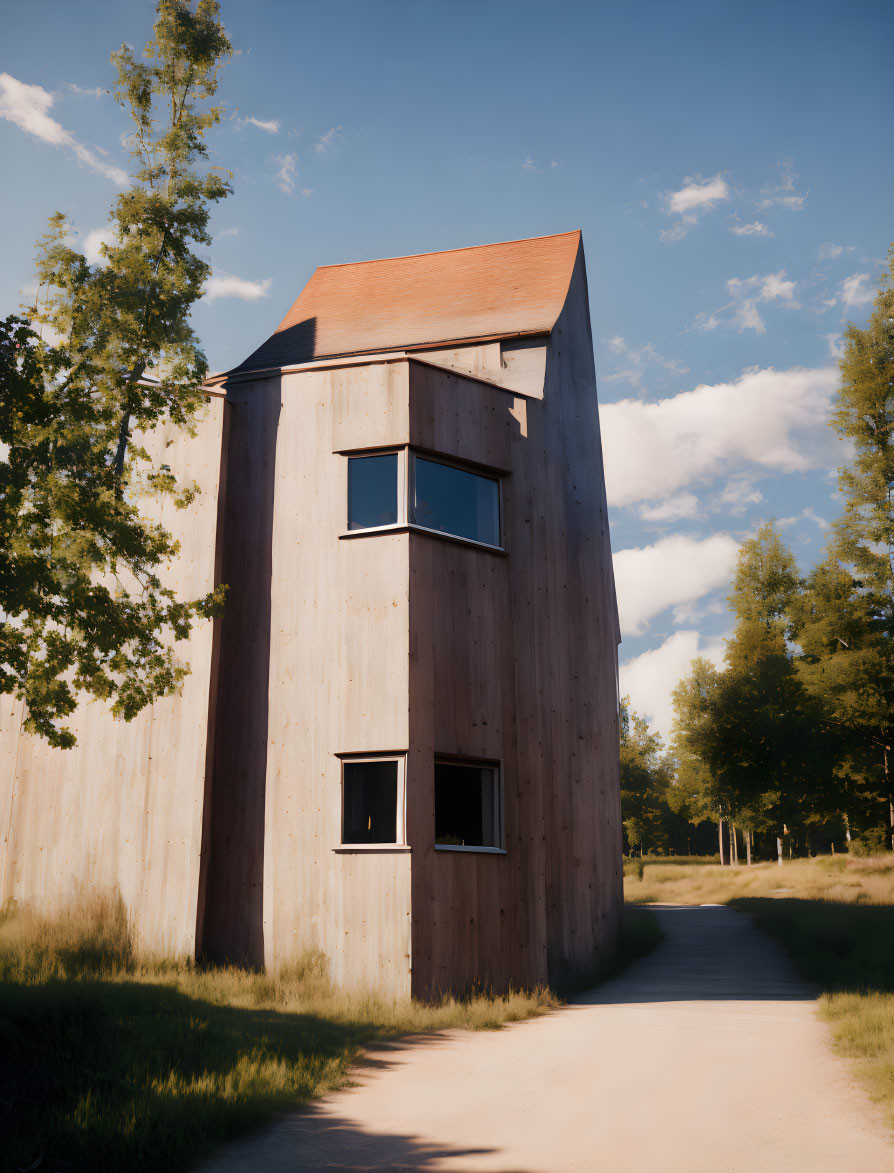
<box><xmin>638</xmin><ymin>493</ymin><xmax>701</xmax><ymax>522</ymax></box>
<box><xmin>63</xmin><ymin>82</ymin><xmax>107</xmax><ymax>98</ymax></box>
<box><xmin>240</xmin><ymin>115</ymin><xmax>280</xmax><ymax>134</ymax></box>
<box><xmin>204</xmin><ymin>273</ymin><xmax>272</xmax><ymax>302</ymax></box>
<box><xmin>218</xmin><ymin>227</ymin><xmax>240</xmax><ymax>238</ymax></box>
<box><xmin>660</xmin><ymin>173</ymin><xmax>729</xmax><ymax>242</ymax></box>
<box><xmin>818</xmin><ymin>242</ymin><xmax>853</xmax><ymax>261</ymax></box>
<box><xmin>695</xmin><ymin>270</ymin><xmax>798</xmax><ymax>334</ymax></box>
<box><xmin>840</xmin><ymin>272</ymin><xmax>874</xmax><ymax>308</ymax></box>
<box><xmin>314</xmin><ymin>125</ymin><xmax>343</xmax><ymax>153</ymax></box>
<box><xmin>272</xmin><ymin>152</ymin><xmax>298</xmax><ymax>194</ymax></box>
<box><xmin>601</xmin><ymin>335</ymin><xmax>689</xmax><ymax>394</ymax></box>
<box><xmin>757</xmin><ymin>158</ymin><xmax>807</xmax><ymax>212</ymax></box>
<box><xmin>0</xmin><ymin>72</ymin><xmax>127</xmax><ymax>185</ymax></box>
<box><xmin>729</xmin><ymin>220</ymin><xmax>773</xmax><ymax>237</ymax></box>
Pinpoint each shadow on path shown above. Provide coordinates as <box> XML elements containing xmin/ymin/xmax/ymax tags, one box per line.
<box><xmin>577</xmin><ymin>904</ymin><xmax>815</xmax><ymax>1005</ymax></box>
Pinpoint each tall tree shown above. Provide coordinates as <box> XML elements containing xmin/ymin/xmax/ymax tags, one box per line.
<box><xmin>792</xmin><ymin>250</ymin><xmax>894</xmax><ymax>843</ymax></box>
<box><xmin>0</xmin><ymin>0</ymin><xmax>231</xmax><ymax>747</ymax></box>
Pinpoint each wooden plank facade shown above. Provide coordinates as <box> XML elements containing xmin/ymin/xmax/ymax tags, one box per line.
<box><xmin>0</xmin><ymin>231</ymin><xmax>622</xmax><ymax>996</ymax></box>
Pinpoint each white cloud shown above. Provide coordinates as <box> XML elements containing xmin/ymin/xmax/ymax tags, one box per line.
<box><xmin>600</xmin><ymin>365</ymin><xmax>839</xmax><ymax>508</ymax></box>
<box><xmin>757</xmin><ymin>158</ymin><xmax>807</xmax><ymax>212</ymax></box>
<box><xmin>613</xmin><ymin>533</ymin><xmax>739</xmax><ymax>637</ymax></box>
<box><xmin>729</xmin><ymin>220</ymin><xmax>773</xmax><ymax>237</ymax></box>
<box><xmin>240</xmin><ymin>115</ymin><xmax>280</xmax><ymax>134</ymax></box>
<box><xmin>638</xmin><ymin>493</ymin><xmax>701</xmax><ymax>522</ymax></box>
<box><xmin>666</xmin><ymin>174</ymin><xmax>729</xmax><ymax>215</ymax></box>
<box><xmin>272</xmin><ymin>152</ymin><xmax>298</xmax><ymax>194</ymax></box>
<box><xmin>300</xmin><ymin>186</ymin><xmax>313</xmax><ymax>198</ymax></box>
<box><xmin>83</xmin><ymin>227</ymin><xmax>115</xmax><ymax>265</ymax></box>
<box><xmin>204</xmin><ymin>273</ymin><xmax>272</xmax><ymax>302</ymax></box>
<box><xmin>0</xmin><ymin>72</ymin><xmax>128</xmax><ymax>185</ymax></box>
<box><xmin>777</xmin><ymin>507</ymin><xmax>828</xmax><ymax>531</ymax></box>
<box><xmin>522</xmin><ymin>154</ymin><xmax>538</xmax><ymax>172</ymax></box>
<box><xmin>314</xmin><ymin>125</ymin><xmax>343</xmax><ymax>153</ymax></box>
<box><xmin>620</xmin><ymin>630</ymin><xmax>727</xmax><ymax>738</ymax></box>
<box><xmin>824</xmin><ymin>332</ymin><xmax>845</xmax><ymax>359</ymax></box>
<box><xmin>719</xmin><ymin>477</ymin><xmax>763</xmax><ymax>514</ymax></box>
<box><xmin>840</xmin><ymin>272</ymin><xmax>874</xmax><ymax>308</ymax></box>
<box><xmin>660</xmin><ymin>173</ymin><xmax>729</xmax><ymax>242</ymax></box>
<box><xmin>218</xmin><ymin>227</ymin><xmax>240</xmax><ymax>238</ymax></box>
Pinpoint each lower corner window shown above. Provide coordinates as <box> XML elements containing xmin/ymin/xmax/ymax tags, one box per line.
<box><xmin>342</xmin><ymin>757</ymin><xmax>403</xmax><ymax>844</ymax></box>
<box><xmin>435</xmin><ymin>760</ymin><xmax>502</xmax><ymax>849</ymax></box>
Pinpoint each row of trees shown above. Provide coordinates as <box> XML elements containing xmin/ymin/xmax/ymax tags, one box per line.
<box><xmin>622</xmin><ymin>247</ymin><xmax>893</xmax><ymax>860</ymax></box>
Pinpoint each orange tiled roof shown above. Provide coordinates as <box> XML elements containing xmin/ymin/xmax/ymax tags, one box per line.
<box><xmin>228</xmin><ymin>230</ymin><xmax>581</xmax><ymax>375</ymax></box>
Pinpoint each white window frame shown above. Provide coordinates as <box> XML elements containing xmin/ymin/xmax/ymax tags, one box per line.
<box><xmin>341</xmin><ymin>447</ymin><xmax>504</xmax><ymax>552</ymax></box>
<box><xmin>433</xmin><ymin>757</ymin><xmax>506</xmax><ymax>854</ymax></box>
<box><xmin>334</xmin><ymin>752</ymin><xmax>409</xmax><ymax>852</ymax></box>
<box><xmin>409</xmin><ymin>451</ymin><xmax>502</xmax><ymax>551</ymax></box>
<box><xmin>344</xmin><ymin>449</ymin><xmax>408</xmax><ymax>535</ymax></box>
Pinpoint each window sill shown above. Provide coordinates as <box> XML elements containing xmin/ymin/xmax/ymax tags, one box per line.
<box><xmin>339</xmin><ymin>525</ymin><xmax>507</xmax><ymax>555</ymax></box>
<box><xmin>332</xmin><ymin>844</ymin><xmax>412</xmax><ymax>854</ymax></box>
<box><xmin>435</xmin><ymin>844</ymin><xmax>507</xmax><ymax>855</ymax></box>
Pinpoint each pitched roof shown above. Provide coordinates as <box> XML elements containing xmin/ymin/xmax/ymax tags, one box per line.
<box><xmin>227</xmin><ymin>230</ymin><xmax>582</xmax><ymax>376</ymax></box>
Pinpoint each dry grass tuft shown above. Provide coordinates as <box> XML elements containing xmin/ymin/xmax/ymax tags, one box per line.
<box><xmin>0</xmin><ymin>893</ymin><xmax>575</xmax><ymax>1173</ymax></box>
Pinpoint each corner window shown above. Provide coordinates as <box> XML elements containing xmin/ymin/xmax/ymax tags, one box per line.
<box><xmin>411</xmin><ymin>456</ymin><xmax>500</xmax><ymax>548</ymax></box>
<box><xmin>343</xmin><ymin>448</ymin><xmax>502</xmax><ymax>549</ymax></box>
<box><xmin>341</xmin><ymin>756</ymin><xmax>405</xmax><ymax>845</ymax></box>
<box><xmin>435</xmin><ymin>760</ymin><xmax>503</xmax><ymax>850</ymax></box>
<box><xmin>347</xmin><ymin>453</ymin><xmax>399</xmax><ymax>531</ymax></box>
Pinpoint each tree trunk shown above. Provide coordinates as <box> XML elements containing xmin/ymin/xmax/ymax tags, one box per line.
<box><xmin>718</xmin><ymin>817</ymin><xmax>726</xmax><ymax>866</ymax></box>
<box><xmin>776</xmin><ymin>834</ymin><xmax>784</xmax><ymax>866</ymax></box>
<box><xmin>746</xmin><ymin>828</ymin><xmax>752</xmax><ymax>866</ymax></box>
<box><xmin>884</xmin><ymin>744</ymin><xmax>892</xmax><ymax>852</ymax></box>
<box><xmin>844</xmin><ymin>811</ymin><xmax>852</xmax><ymax>842</ymax></box>
<box><xmin>731</xmin><ymin>823</ymin><xmax>739</xmax><ymax>866</ymax></box>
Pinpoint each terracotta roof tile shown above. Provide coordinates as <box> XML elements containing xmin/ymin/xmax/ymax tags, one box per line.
<box><xmin>228</xmin><ymin>230</ymin><xmax>581</xmax><ymax>375</ymax></box>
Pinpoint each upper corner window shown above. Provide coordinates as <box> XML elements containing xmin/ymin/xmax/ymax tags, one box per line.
<box><xmin>410</xmin><ymin>455</ymin><xmax>500</xmax><ymax>548</ymax></box>
<box><xmin>347</xmin><ymin>453</ymin><xmax>399</xmax><ymax>531</ymax></box>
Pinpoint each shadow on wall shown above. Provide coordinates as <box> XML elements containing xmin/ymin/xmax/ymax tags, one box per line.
<box><xmin>198</xmin><ymin>372</ymin><xmax>284</xmax><ymax>967</ymax></box>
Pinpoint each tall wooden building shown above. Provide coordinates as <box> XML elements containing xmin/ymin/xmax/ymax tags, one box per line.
<box><xmin>1</xmin><ymin>231</ymin><xmax>622</xmax><ymax>997</ymax></box>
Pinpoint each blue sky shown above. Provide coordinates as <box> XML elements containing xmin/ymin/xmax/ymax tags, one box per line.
<box><xmin>2</xmin><ymin>0</ymin><xmax>892</xmax><ymax>737</ymax></box>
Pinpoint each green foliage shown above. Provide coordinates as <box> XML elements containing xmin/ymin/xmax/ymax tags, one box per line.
<box><xmin>0</xmin><ymin>2</ymin><xmax>231</xmax><ymax>746</ymax></box>
<box><xmin>619</xmin><ymin>696</ymin><xmax>676</xmax><ymax>854</ymax></box>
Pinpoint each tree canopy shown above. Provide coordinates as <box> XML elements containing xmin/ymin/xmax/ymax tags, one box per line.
<box><xmin>0</xmin><ymin>0</ymin><xmax>231</xmax><ymax>747</ymax></box>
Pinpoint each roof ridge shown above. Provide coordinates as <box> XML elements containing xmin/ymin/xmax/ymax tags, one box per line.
<box><xmin>313</xmin><ymin>229</ymin><xmax>581</xmax><ymax>272</ymax></box>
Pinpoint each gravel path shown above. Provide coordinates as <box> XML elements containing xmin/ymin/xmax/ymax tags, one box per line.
<box><xmin>198</xmin><ymin>904</ymin><xmax>894</xmax><ymax>1172</ymax></box>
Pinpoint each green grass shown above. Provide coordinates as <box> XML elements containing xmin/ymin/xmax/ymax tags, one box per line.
<box><xmin>0</xmin><ymin>894</ymin><xmax>659</xmax><ymax>1172</ymax></box>
<box><xmin>624</xmin><ymin>855</ymin><xmax>894</xmax><ymax>1127</ymax></box>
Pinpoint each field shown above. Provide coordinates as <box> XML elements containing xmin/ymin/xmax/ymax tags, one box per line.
<box><xmin>625</xmin><ymin>854</ymin><xmax>894</xmax><ymax>1126</ymax></box>
<box><xmin>0</xmin><ymin>896</ymin><xmax>655</xmax><ymax>1173</ymax></box>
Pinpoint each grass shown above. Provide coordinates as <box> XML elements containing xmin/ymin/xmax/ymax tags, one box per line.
<box><xmin>0</xmin><ymin>895</ymin><xmax>657</xmax><ymax>1172</ymax></box>
<box><xmin>624</xmin><ymin>854</ymin><xmax>894</xmax><ymax>1126</ymax></box>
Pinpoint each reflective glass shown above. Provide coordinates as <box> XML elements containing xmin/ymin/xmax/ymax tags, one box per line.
<box><xmin>347</xmin><ymin>454</ymin><xmax>398</xmax><ymax>530</ymax></box>
<box><xmin>411</xmin><ymin>457</ymin><xmax>499</xmax><ymax>546</ymax></box>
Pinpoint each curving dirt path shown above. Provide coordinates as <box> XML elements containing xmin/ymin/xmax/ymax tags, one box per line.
<box><xmin>198</xmin><ymin>905</ymin><xmax>894</xmax><ymax>1172</ymax></box>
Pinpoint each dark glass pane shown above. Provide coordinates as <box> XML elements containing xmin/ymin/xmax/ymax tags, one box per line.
<box><xmin>411</xmin><ymin>458</ymin><xmax>499</xmax><ymax>546</ymax></box>
<box><xmin>342</xmin><ymin>761</ymin><xmax>399</xmax><ymax>844</ymax></box>
<box><xmin>435</xmin><ymin>764</ymin><xmax>497</xmax><ymax>847</ymax></box>
<box><xmin>348</xmin><ymin>454</ymin><xmax>398</xmax><ymax>530</ymax></box>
